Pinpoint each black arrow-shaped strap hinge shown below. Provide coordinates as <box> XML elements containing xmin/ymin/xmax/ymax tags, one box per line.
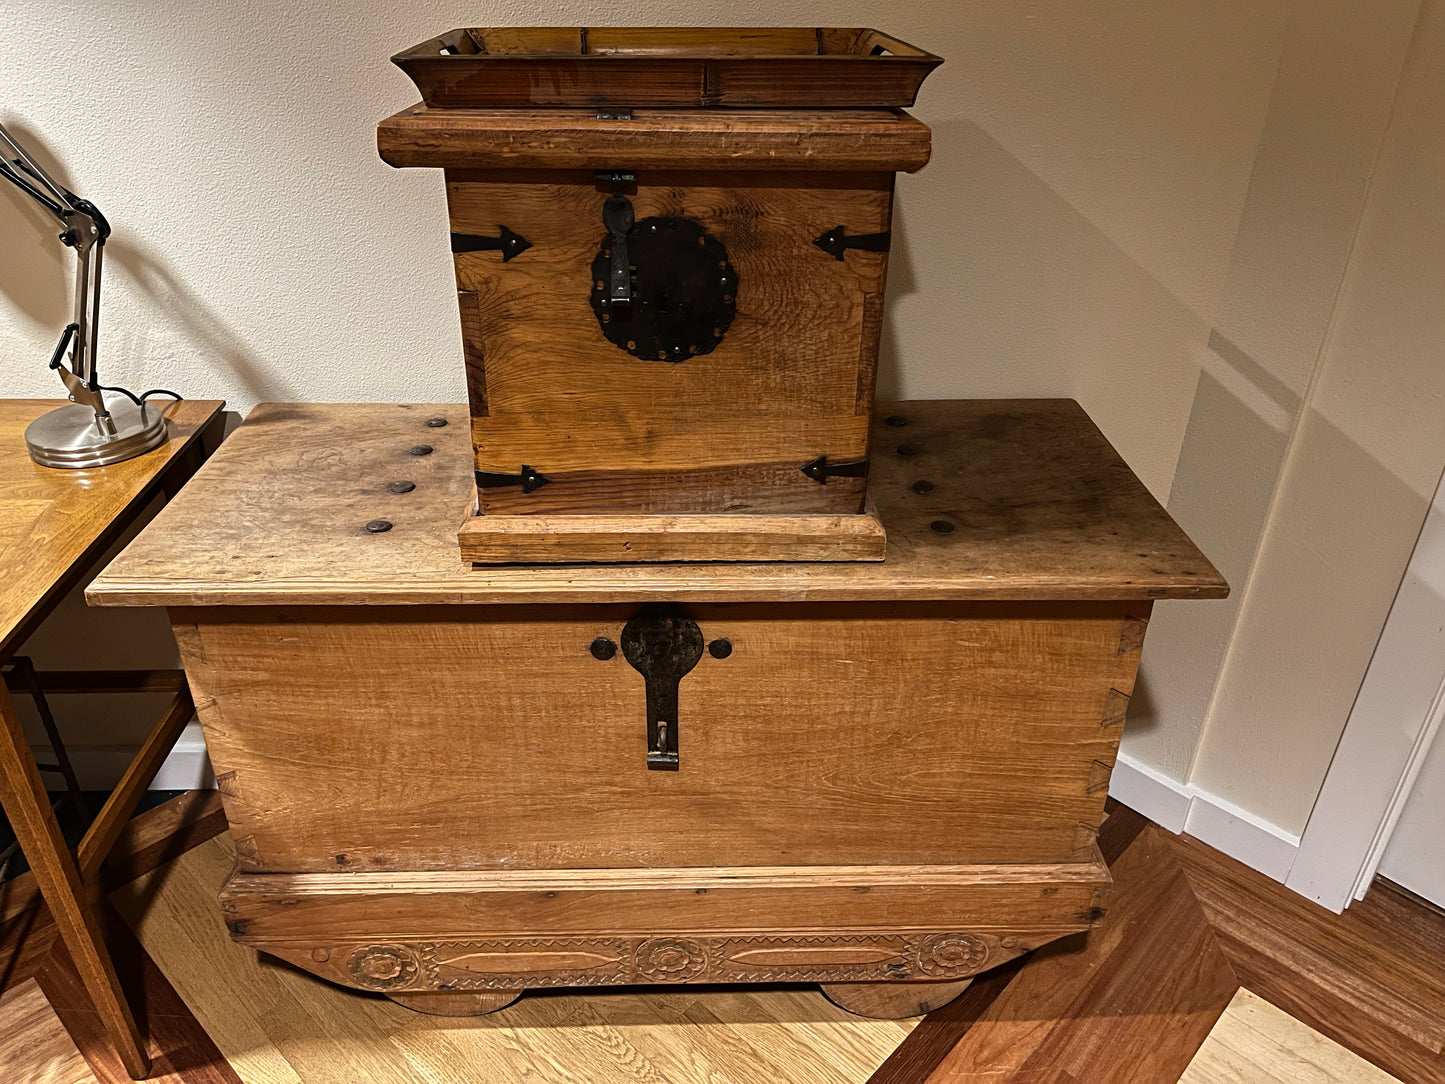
<box><xmin>475</xmin><ymin>465</ymin><xmax>551</xmax><ymax>493</ymax></box>
<box><xmin>451</xmin><ymin>226</ymin><xmax>532</xmax><ymax>261</ymax></box>
<box><xmin>813</xmin><ymin>225</ymin><xmax>891</xmax><ymax>261</ymax></box>
<box><xmin>799</xmin><ymin>455</ymin><xmax>870</xmax><ymax>484</ymax></box>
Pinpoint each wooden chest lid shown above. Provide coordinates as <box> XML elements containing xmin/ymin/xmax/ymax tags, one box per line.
<box><xmin>377</xmin><ymin>104</ymin><xmax>933</xmax><ymax>173</ymax></box>
<box><xmin>87</xmin><ymin>400</ymin><xmax>1227</xmax><ymax>608</ymax></box>
<box><xmin>392</xmin><ymin>27</ymin><xmax>942</xmax><ymax>110</ymax></box>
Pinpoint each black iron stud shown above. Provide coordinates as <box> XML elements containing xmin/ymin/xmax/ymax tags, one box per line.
<box><xmin>388</xmin><ymin>481</ymin><xmax>416</xmax><ymax>494</ymax></box>
<box><xmin>365</xmin><ymin>519</ymin><xmax>393</xmax><ymax>534</ymax></box>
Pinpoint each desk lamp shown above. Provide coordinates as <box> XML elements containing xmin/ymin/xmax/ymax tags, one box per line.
<box><xmin>1</xmin><ymin>123</ymin><xmax>173</xmax><ymax>468</ymax></box>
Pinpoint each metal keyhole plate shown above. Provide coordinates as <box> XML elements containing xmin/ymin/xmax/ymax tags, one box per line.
<box><xmin>620</xmin><ymin>608</ymin><xmax>704</xmax><ymax>771</ymax></box>
<box><xmin>590</xmin><ymin>216</ymin><xmax>737</xmax><ymax>363</ymax></box>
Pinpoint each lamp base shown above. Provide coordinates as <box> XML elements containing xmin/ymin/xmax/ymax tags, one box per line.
<box><xmin>25</xmin><ymin>399</ymin><xmax>169</xmax><ymax>469</ymax></box>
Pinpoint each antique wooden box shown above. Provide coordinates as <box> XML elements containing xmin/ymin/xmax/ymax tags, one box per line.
<box><xmin>89</xmin><ymin>399</ymin><xmax>1226</xmax><ymax>1019</ymax></box>
<box><xmin>377</xmin><ymin>28</ymin><xmax>940</xmax><ymax>563</ymax></box>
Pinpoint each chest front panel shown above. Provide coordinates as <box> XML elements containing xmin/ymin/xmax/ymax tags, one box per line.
<box><xmin>174</xmin><ymin>600</ymin><xmax>1146</xmax><ymax>876</ymax></box>
<box><xmin>447</xmin><ymin>170</ymin><xmax>891</xmax><ymax>515</ymax></box>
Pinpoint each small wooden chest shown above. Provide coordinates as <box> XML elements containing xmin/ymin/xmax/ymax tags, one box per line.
<box><xmin>89</xmin><ymin>399</ymin><xmax>1225</xmax><ymax>1019</ymax></box>
<box><xmin>377</xmin><ymin>28</ymin><xmax>941</xmax><ymax>563</ymax></box>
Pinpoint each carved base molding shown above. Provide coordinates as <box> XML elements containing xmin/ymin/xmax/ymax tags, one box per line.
<box><xmin>262</xmin><ymin>927</ymin><xmax>1065</xmax><ymax>1007</ymax></box>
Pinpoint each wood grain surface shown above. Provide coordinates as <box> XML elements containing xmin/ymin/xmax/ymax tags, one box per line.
<box><xmin>4</xmin><ymin>796</ymin><xmax>1435</xmax><ymax>1082</ymax></box>
<box><xmin>449</xmin><ymin>171</ymin><xmax>888</xmax><ymax>518</ymax></box>
<box><xmin>450</xmin><ymin>172</ymin><xmax>888</xmax><ymax>420</ymax></box>
<box><xmin>173</xmin><ymin>600</ymin><xmax>1139</xmax><ymax>873</ymax></box>
<box><xmin>112</xmin><ymin>833</ymin><xmax>917</xmax><ymax>1084</ymax></box>
<box><xmin>88</xmin><ymin>400</ymin><xmax>1227</xmax><ymax>607</ymax></box>
<box><xmin>925</xmin><ymin>825</ymin><xmax>1238</xmax><ymax>1083</ymax></box>
<box><xmin>390</xmin><ymin>27</ymin><xmax>942</xmax><ymax>111</ymax></box>
<box><xmin>379</xmin><ymin>105</ymin><xmax>934</xmax><ymax>173</ymax></box>
<box><xmin>0</xmin><ymin>399</ymin><xmax>224</xmax><ymax>655</ymax></box>
<box><xmin>0</xmin><ymin>979</ymin><xmax>98</xmax><ymax>1084</ymax></box>
<box><xmin>1182</xmin><ymin>988</ymin><xmax>1401</xmax><ymax>1084</ymax></box>
<box><xmin>457</xmin><ymin>504</ymin><xmax>888</xmax><ymax>562</ymax></box>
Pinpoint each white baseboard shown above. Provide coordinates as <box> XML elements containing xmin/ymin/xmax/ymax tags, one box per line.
<box><xmin>32</xmin><ymin>721</ymin><xmax>215</xmax><ymax>792</ymax></box>
<box><xmin>1107</xmin><ymin>752</ymin><xmax>1191</xmax><ymax>833</ymax></box>
<box><xmin>1110</xmin><ymin>751</ymin><xmax>1300</xmax><ymax>882</ymax></box>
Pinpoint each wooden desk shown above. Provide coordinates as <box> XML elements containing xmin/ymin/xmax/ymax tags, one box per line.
<box><xmin>0</xmin><ymin>398</ymin><xmax>224</xmax><ymax>1079</ymax></box>
<box><xmin>89</xmin><ymin>399</ymin><xmax>1224</xmax><ymax>1020</ymax></box>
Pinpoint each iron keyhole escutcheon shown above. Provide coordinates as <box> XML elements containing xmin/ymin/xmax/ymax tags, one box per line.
<box><xmin>590</xmin><ymin>213</ymin><xmax>737</xmax><ymax>363</ymax></box>
<box><xmin>621</xmin><ymin>608</ymin><xmax>704</xmax><ymax>771</ymax></box>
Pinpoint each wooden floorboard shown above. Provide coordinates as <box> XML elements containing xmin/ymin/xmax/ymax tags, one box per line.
<box><xmin>0</xmin><ymin>895</ymin><xmax>56</xmax><ymax>995</ymax></box>
<box><xmin>1183</xmin><ymin>987</ymin><xmax>1402</xmax><ymax>1083</ymax></box>
<box><xmin>5</xmin><ymin>791</ymin><xmax>1445</xmax><ymax>1084</ymax></box>
<box><xmin>926</xmin><ymin>826</ymin><xmax>1237</xmax><ymax>1082</ymax></box>
<box><xmin>0</xmin><ymin>977</ymin><xmax>99</xmax><ymax>1084</ymax></box>
<box><xmin>1</xmin><ymin>789</ymin><xmax>227</xmax><ymax>999</ymax></box>
<box><xmin>1172</xmin><ymin>830</ymin><xmax>1445</xmax><ymax>1083</ymax></box>
<box><xmin>1217</xmin><ymin>929</ymin><xmax>1445</xmax><ymax>1083</ymax></box>
<box><xmin>34</xmin><ymin>915</ymin><xmax>243</xmax><ymax>1084</ymax></box>
<box><xmin>867</xmin><ymin>802</ymin><xmax>1149</xmax><ymax>1084</ymax></box>
<box><xmin>99</xmin><ymin>791</ymin><xmax>225</xmax><ymax>893</ymax></box>
<box><xmin>109</xmin><ymin>833</ymin><xmax>914</xmax><ymax>1084</ymax></box>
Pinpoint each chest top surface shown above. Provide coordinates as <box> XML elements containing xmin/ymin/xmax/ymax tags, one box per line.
<box><xmin>86</xmin><ymin>399</ymin><xmax>1225</xmax><ymax>608</ymax></box>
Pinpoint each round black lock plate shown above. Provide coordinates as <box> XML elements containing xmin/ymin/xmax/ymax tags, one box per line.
<box><xmin>590</xmin><ymin>216</ymin><xmax>737</xmax><ymax>363</ymax></box>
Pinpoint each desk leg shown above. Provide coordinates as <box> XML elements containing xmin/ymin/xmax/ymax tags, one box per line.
<box><xmin>0</xmin><ymin>685</ymin><xmax>150</xmax><ymax>1079</ymax></box>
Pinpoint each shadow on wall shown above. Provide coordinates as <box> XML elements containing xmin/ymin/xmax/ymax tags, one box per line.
<box><xmin>0</xmin><ymin>119</ymin><xmax>295</xmax><ymax>405</ymax></box>
<box><xmin>875</xmin><ymin>186</ymin><xmax>915</xmax><ymax>401</ymax></box>
<box><xmin>0</xmin><ymin>119</ymin><xmax>69</xmax><ymax>329</ymax></box>
<box><xmin>104</xmin><ymin>236</ymin><xmax>299</xmax><ymax>405</ymax></box>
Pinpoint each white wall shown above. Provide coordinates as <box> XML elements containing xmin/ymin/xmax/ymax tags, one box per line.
<box><xmin>1191</xmin><ymin>0</ymin><xmax>1445</xmax><ymax>833</ymax></box>
<box><xmin>4</xmin><ymin>1</ymin><xmax>1441</xmax><ymax>888</ymax></box>
<box><xmin>1119</xmin><ymin>0</ymin><xmax>1420</xmax><ymax>786</ymax></box>
<box><xmin>2</xmin><ymin>0</ymin><xmax>1293</xmax><ymax>496</ymax></box>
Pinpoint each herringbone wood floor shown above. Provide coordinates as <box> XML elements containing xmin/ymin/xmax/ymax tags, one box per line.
<box><xmin>1</xmin><ymin>794</ymin><xmax>1441</xmax><ymax>1083</ymax></box>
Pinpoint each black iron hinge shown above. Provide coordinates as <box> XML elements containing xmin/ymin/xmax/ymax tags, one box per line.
<box><xmin>451</xmin><ymin>226</ymin><xmax>532</xmax><ymax>261</ymax></box>
<box><xmin>813</xmin><ymin>225</ymin><xmax>891</xmax><ymax>261</ymax></box>
<box><xmin>475</xmin><ymin>465</ymin><xmax>551</xmax><ymax>493</ymax></box>
<box><xmin>799</xmin><ymin>455</ymin><xmax>870</xmax><ymax>484</ymax></box>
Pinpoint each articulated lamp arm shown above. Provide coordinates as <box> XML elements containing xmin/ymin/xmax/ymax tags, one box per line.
<box><xmin>0</xmin><ymin>123</ymin><xmax>110</xmax><ymax>417</ymax></box>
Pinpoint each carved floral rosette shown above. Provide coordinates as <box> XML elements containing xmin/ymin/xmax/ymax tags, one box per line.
<box><xmin>296</xmin><ymin>931</ymin><xmax>1027</xmax><ymax>994</ymax></box>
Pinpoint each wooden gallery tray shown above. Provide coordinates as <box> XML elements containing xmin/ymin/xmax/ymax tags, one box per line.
<box><xmin>392</xmin><ymin>27</ymin><xmax>943</xmax><ymax>109</ymax></box>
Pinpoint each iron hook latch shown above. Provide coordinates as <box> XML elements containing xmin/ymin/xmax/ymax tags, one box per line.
<box><xmin>812</xmin><ymin>225</ymin><xmax>891</xmax><ymax>261</ymax></box>
<box><xmin>799</xmin><ymin>455</ymin><xmax>871</xmax><ymax>484</ymax></box>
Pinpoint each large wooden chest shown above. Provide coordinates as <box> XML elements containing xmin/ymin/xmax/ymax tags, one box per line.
<box><xmin>376</xmin><ymin>28</ymin><xmax>941</xmax><ymax>563</ymax></box>
<box><xmin>89</xmin><ymin>399</ymin><xmax>1225</xmax><ymax>1018</ymax></box>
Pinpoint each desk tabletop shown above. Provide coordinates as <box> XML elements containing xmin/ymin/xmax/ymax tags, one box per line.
<box><xmin>0</xmin><ymin>398</ymin><xmax>225</xmax><ymax>655</ymax></box>
<box><xmin>88</xmin><ymin>399</ymin><xmax>1225</xmax><ymax>608</ymax></box>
